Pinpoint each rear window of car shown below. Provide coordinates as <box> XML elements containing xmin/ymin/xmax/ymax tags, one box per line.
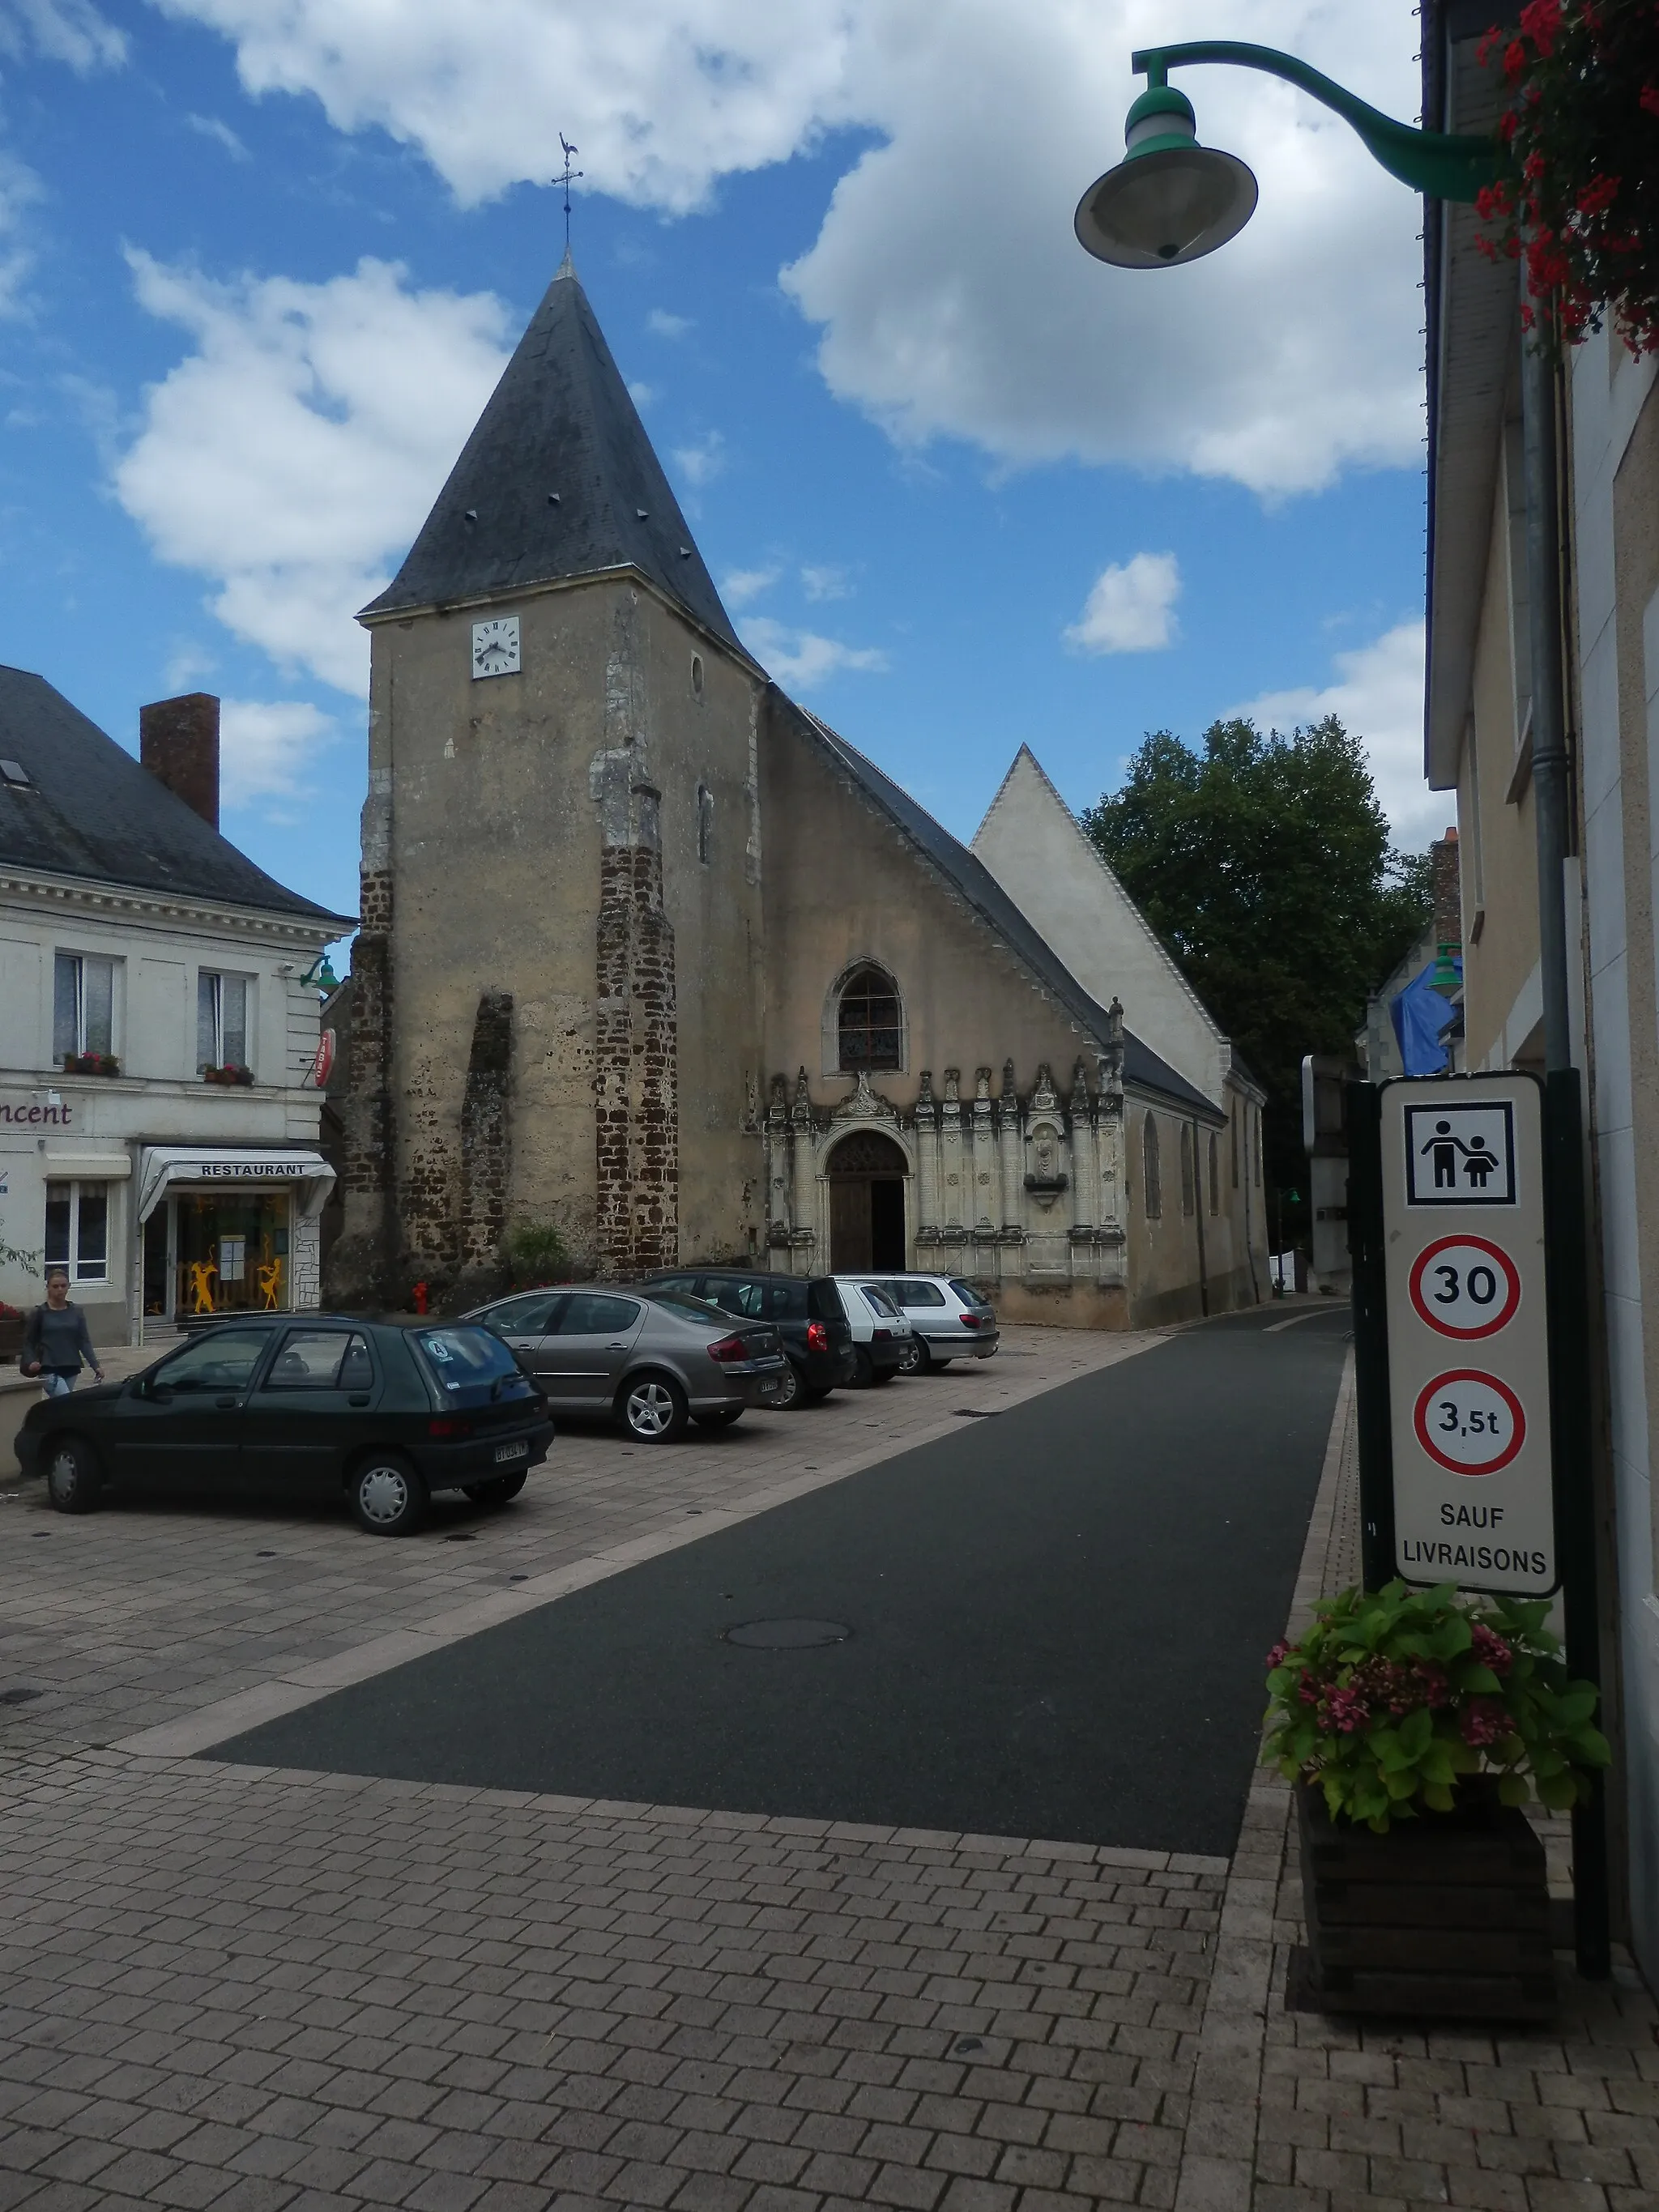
<box><xmin>891</xmin><ymin>1279</ymin><xmax>947</xmax><ymax>1306</ymax></box>
<box><xmin>414</xmin><ymin>1326</ymin><xmax>522</xmax><ymax>1393</ymax></box>
<box><xmin>858</xmin><ymin>1285</ymin><xmax>900</xmax><ymax>1318</ymax></box>
<box><xmin>949</xmin><ymin>1280</ymin><xmax>994</xmax><ymax>1311</ymax></box>
<box><xmin>648</xmin><ymin>1290</ymin><xmax>731</xmax><ymax>1325</ymax></box>
<box><xmin>701</xmin><ymin>1276</ymin><xmax>807</xmax><ymax>1321</ymax></box>
<box><xmin>807</xmin><ymin>1279</ymin><xmax>846</xmax><ymax>1322</ymax></box>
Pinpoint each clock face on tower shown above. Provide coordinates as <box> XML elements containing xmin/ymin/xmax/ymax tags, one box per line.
<box><xmin>471</xmin><ymin>616</ymin><xmax>521</xmax><ymax>679</ymax></box>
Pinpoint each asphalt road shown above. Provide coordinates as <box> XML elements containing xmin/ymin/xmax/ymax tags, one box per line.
<box><xmin>217</xmin><ymin>1306</ymin><xmax>1350</xmax><ymax>1856</ymax></box>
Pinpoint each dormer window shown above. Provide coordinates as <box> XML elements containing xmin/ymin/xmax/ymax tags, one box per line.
<box><xmin>837</xmin><ymin>965</ymin><xmax>902</xmax><ymax>1072</ymax></box>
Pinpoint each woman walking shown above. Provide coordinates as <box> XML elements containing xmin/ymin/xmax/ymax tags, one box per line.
<box><xmin>19</xmin><ymin>1269</ymin><xmax>105</xmax><ymax>1396</ymax></box>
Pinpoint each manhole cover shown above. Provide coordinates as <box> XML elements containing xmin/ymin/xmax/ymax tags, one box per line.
<box><xmin>0</xmin><ymin>1686</ymin><xmax>43</xmax><ymax>1707</ymax></box>
<box><xmin>723</xmin><ymin>1618</ymin><xmax>851</xmax><ymax>1649</ymax></box>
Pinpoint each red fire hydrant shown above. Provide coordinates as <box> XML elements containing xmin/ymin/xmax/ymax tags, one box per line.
<box><xmin>412</xmin><ymin>1280</ymin><xmax>429</xmax><ymax>1316</ymax></box>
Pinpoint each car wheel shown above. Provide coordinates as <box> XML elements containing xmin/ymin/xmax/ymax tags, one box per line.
<box><xmin>770</xmin><ymin>1359</ymin><xmax>806</xmax><ymax>1412</ymax></box>
<box><xmin>351</xmin><ymin>1451</ymin><xmax>429</xmax><ymax>1536</ymax></box>
<box><xmin>851</xmin><ymin>1347</ymin><xmax>875</xmax><ymax>1387</ymax></box>
<box><xmin>620</xmin><ymin>1371</ymin><xmax>689</xmax><ymax>1443</ymax></box>
<box><xmin>45</xmin><ymin>1435</ymin><xmax>102</xmax><ymax>1515</ymax></box>
<box><xmin>463</xmin><ymin>1469</ymin><xmax>528</xmax><ymax>1505</ymax></box>
<box><xmin>896</xmin><ymin>1337</ymin><xmax>924</xmax><ymax>1375</ymax></box>
<box><xmin>693</xmin><ymin>1408</ymin><xmax>744</xmax><ymax>1430</ymax></box>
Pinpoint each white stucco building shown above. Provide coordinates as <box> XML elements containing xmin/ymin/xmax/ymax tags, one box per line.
<box><xmin>0</xmin><ymin>675</ymin><xmax>351</xmax><ymax>1343</ymax></box>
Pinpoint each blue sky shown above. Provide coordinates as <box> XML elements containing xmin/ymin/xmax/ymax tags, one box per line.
<box><xmin>0</xmin><ymin>1</ymin><xmax>1441</xmax><ymax>953</ymax></box>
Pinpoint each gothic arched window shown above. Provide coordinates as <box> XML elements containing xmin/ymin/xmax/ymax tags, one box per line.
<box><xmin>1179</xmin><ymin>1124</ymin><xmax>1196</xmax><ymax>1217</ymax></box>
<box><xmin>1209</xmin><ymin>1130</ymin><xmax>1220</xmax><ymax>1214</ymax></box>
<box><xmin>836</xmin><ymin>965</ymin><xmax>902</xmax><ymax>1072</ymax></box>
<box><xmin>1143</xmin><ymin>1112</ymin><xmax>1162</xmax><ymax>1219</ymax></box>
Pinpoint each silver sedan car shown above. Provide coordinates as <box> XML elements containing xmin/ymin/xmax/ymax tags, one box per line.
<box><xmin>462</xmin><ymin>1286</ymin><xmax>787</xmax><ymax>1442</ymax></box>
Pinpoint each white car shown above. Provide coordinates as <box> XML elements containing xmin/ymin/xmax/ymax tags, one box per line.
<box><xmin>868</xmin><ymin>1273</ymin><xmax>1000</xmax><ymax>1372</ymax></box>
<box><xmin>831</xmin><ymin>1276</ymin><xmax>914</xmax><ymax>1387</ymax></box>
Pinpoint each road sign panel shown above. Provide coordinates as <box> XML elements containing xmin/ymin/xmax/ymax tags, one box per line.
<box><xmin>1407</xmin><ymin>1234</ymin><xmax>1522</xmax><ymax>1338</ymax></box>
<box><xmin>1380</xmin><ymin>1073</ymin><xmax>1555</xmax><ymax>1596</ymax></box>
<box><xmin>1404</xmin><ymin>1098</ymin><xmax>1516</xmax><ymax>1205</ymax></box>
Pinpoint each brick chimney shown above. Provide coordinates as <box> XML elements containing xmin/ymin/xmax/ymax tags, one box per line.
<box><xmin>1431</xmin><ymin>825</ymin><xmax>1462</xmax><ymax>952</ymax></box>
<box><xmin>139</xmin><ymin>693</ymin><xmax>220</xmax><ymax>830</ymax></box>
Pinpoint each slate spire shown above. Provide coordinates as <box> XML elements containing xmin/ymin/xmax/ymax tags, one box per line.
<box><xmin>360</xmin><ymin>262</ymin><xmax>740</xmax><ymax>650</ymax></box>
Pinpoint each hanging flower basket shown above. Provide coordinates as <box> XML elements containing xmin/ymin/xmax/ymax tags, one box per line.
<box><xmin>1476</xmin><ymin>0</ymin><xmax>1659</xmax><ymax>352</ymax></box>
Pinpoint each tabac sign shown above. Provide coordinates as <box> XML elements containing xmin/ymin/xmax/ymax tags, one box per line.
<box><xmin>1380</xmin><ymin>1072</ymin><xmax>1555</xmax><ymax>1596</ymax></box>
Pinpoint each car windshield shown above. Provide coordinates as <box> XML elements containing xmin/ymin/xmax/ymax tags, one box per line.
<box><xmin>648</xmin><ymin>1290</ymin><xmax>733</xmax><ymax>1326</ymax></box>
<box><xmin>414</xmin><ymin>1326</ymin><xmax>522</xmax><ymax>1392</ymax></box>
<box><xmin>949</xmin><ymin>1279</ymin><xmax>994</xmax><ymax>1310</ymax></box>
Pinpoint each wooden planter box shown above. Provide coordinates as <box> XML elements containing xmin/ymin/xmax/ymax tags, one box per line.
<box><xmin>1294</xmin><ymin>1778</ymin><xmax>1555</xmax><ymax>2021</ymax></box>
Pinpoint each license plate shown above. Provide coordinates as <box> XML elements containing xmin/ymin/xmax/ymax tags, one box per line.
<box><xmin>495</xmin><ymin>1440</ymin><xmax>529</xmax><ymax>1462</ymax></box>
<box><xmin>756</xmin><ymin>1379</ymin><xmax>781</xmax><ymax>1396</ymax></box>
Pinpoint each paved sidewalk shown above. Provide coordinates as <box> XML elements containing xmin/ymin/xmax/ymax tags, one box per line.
<box><xmin>2</xmin><ymin>1330</ymin><xmax>1655</xmax><ymax>2212</ymax></box>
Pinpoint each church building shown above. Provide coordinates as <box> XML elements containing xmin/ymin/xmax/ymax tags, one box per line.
<box><xmin>330</xmin><ymin>255</ymin><xmax>1269</xmax><ymax>1329</ymax></box>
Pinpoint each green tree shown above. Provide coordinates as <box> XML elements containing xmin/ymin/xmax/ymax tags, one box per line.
<box><xmin>1081</xmin><ymin>714</ymin><xmax>1431</xmax><ymax>1230</ymax></box>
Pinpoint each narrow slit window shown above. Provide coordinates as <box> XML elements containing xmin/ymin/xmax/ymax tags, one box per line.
<box><xmin>696</xmin><ymin>782</ymin><xmax>714</xmax><ymax>867</ymax></box>
<box><xmin>1143</xmin><ymin>1113</ymin><xmax>1162</xmax><ymax>1219</ymax></box>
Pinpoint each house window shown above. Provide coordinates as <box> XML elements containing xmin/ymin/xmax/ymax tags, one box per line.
<box><xmin>198</xmin><ymin>971</ymin><xmax>250</xmax><ymax>1073</ymax></box>
<box><xmin>1179</xmin><ymin>1125</ymin><xmax>1196</xmax><ymax>1217</ymax></box>
<box><xmin>45</xmin><ymin>1180</ymin><xmax>109</xmax><ymax>1284</ymax></box>
<box><xmin>1208</xmin><ymin>1131</ymin><xmax>1219</xmax><ymax>1215</ymax></box>
<box><xmin>837</xmin><ymin>965</ymin><xmax>902</xmax><ymax>1072</ymax></box>
<box><xmin>53</xmin><ymin>953</ymin><xmax>114</xmax><ymax>1061</ymax></box>
<box><xmin>1143</xmin><ymin>1112</ymin><xmax>1162</xmax><ymax>1219</ymax></box>
<box><xmin>696</xmin><ymin>782</ymin><xmax>714</xmax><ymax>866</ymax></box>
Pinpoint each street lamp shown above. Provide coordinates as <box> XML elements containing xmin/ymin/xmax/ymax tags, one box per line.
<box><xmin>1076</xmin><ymin>39</ymin><xmax>1611</xmax><ymax>1985</ymax></box>
<box><xmin>1075</xmin><ymin>40</ymin><xmax>1496</xmax><ymax>268</ymax></box>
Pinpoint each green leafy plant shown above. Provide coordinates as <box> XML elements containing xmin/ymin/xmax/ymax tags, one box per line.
<box><xmin>1264</xmin><ymin>1579</ymin><xmax>1610</xmax><ymax>1831</ymax></box>
<box><xmin>1477</xmin><ymin>0</ymin><xmax>1659</xmax><ymax>354</ymax></box>
<box><xmin>502</xmin><ymin>1221</ymin><xmax>569</xmax><ymax>1289</ymax></box>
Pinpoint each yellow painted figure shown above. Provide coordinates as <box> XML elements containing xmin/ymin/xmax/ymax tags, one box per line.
<box><xmin>258</xmin><ymin>1253</ymin><xmax>284</xmax><ymax>1310</ymax></box>
<box><xmin>186</xmin><ymin>1258</ymin><xmax>218</xmax><ymax>1314</ymax></box>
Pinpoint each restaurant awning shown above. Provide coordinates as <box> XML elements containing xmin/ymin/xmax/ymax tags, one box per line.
<box><xmin>136</xmin><ymin>1146</ymin><xmax>335</xmax><ymax>1224</ymax></box>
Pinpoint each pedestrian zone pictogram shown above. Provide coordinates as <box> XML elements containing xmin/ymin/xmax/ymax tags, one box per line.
<box><xmin>1404</xmin><ymin>1099</ymin><xmax>1516</xmax><ymax>1206</ymax></box>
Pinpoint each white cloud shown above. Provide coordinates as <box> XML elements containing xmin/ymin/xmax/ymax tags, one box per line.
<box><xmin>186</xmin><ymin>112</ymin><xmax>249</xmax><ymax>159</ymax></box>
<box><xmin>219</xmin><ymin>697</ymin><xmax>337</xmax><ymax>815</ymax></box>
<box><xmin>628</xmin><ymin>378</ymin><xmax>656</xmax><ymax>408</ymax></box>
<box><xmin>0</xmin><ymin>153</ymin><xmax>41</xmax><ymax>318</ymax></box>
<box><xmin>647</xmin><ymin>307</ymin><xmax>692</xmax><ymax>339</ymax></box>
<box><xmin>743</xmin><ymin>616</ymin><xmax>888</xmax><ymax>689</ymax></box>
<box><xmin>721</xmin><ymin>563</ymin><xmax>779</xmax><ymax>608</ymax></box>
<box><xmin>1233</xmin><ymin>618</ymin><xmax>1439</xmax><ymax>848</ymax></box>
<box><xmin>800</xmin><ymin>563</ymin><xmax>849</xmax><ymax>603</ymax></box>
<box><xmin>671</xmin><ymin>429</ymin><xmax>724</xmax><ymax>487</ymax></box>
<box><xmin>1064</xmin><ymin>551</ymin><xmax>1179</xmax><ymax>655</ymax></box>
<box><xmin>113</xmin><ymin>253</ymin><xmax>511</xmax><ymax>695</ymax></box>
<box><xmin>154</xmin><ymin>0</ymin><xmax>1426</xmax><ymax>499</ymax></box>
<box><xmin>0</xmin><ymin>0</ymin><xmax>124</xmax><ymax>70</ymax></box>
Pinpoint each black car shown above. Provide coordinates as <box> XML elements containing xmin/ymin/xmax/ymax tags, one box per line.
<box><xmin>18</xmin><ymin>1314</ymin><xmax>555</xmax><ymax>1536</ymax></box>
<box><xmin>643</xmin><ymin>1268</ymin><xmax>853</xmax><ymax>1408</ymax></box>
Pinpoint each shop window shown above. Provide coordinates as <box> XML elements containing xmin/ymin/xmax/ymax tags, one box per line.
<box><xmin>198</xmin><ymin>970</ymin><xmax>251</xmax><ymax>1073</ymax></box>
<box><xmin>176</xmin><ymin>1190</ymin><xmax>288</xmax><ymax>1315</ymax></box>
<box><xmin>44</xmin><ymin>1180</ymin><xmax>109</xmax><ymax>1284</ymax></box>
<box><xmin>836</xmin><ymin>965</ymin><xmax>902</xmax><ymax>1072</ymax></box>
<box><xmin>53</xmin><ymin>952</ymin><xmax>114</xmax><ymax>1060</ymax></box>
<box><xmin>1143</xmin><ymin>1113</ymin><xmax>1162</xmax><ymax>1219</ymax></box>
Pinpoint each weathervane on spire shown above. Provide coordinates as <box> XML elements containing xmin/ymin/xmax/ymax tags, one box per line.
<box><xmin>554</xmin><ymin>134</ymin><xmax>582</xmax><ymax>259</ymax></box>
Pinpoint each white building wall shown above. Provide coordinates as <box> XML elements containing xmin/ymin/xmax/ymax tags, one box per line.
<box><xmin>970</xmin><ymin>747</ymin><xmax>1226</xmax><ymax>1106</ymax></box>
<box><xmin>1570</xmin><ymin>328</ymin><xmax>1659</xmax><ymax>1972</ymax></box>
<box><xmin>0</xmin><ymin>872</ymin><xmax>335</xmax><ymax>1338</ymax></box>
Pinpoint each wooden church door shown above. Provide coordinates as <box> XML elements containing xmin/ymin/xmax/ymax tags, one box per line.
<box><xmin>827</xmin><ymin>1131</ymin><xmax>908</xmax><ymax>1272</ymax></box>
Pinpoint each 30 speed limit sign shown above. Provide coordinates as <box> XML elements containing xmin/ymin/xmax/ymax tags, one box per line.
<box><xmin>1380</xmin><ymin>1073</ymin><xmax>1555</xmax><ymax>1596</ymax></box>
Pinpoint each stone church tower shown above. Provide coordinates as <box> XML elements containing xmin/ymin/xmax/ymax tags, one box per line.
<box><xmin>331</xmin><ymin>252</ymin><xmax>1269</xmax><ymax>1327</ymax></box>
<box><xmin>331</xmin><ymin>254</ymin><xmax>770</xmax><ymax>1306</ymax></box>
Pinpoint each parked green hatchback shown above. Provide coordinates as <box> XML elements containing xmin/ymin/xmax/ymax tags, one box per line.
<box><xmin>17</xmin><ymin>1315</ymin><xmax>555</xmax><ymax>1536</ymax></box>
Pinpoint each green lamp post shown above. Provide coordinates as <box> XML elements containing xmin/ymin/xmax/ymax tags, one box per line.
<box><xmin>1073</xmin><ymin>40</ymin><xmax>1613</xmax><ymax>1987</ymax></box>
<box><xmin>1073</xmin><ymin>40</ymin><xmax>1496</xmax><ymax>268</ymax></box>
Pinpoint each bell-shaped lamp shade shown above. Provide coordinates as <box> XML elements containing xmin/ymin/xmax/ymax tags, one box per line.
<box><xmin>1075</xmin><ymin>84</ymin><xmax>1258</xmax><ymax>269</ymax></box>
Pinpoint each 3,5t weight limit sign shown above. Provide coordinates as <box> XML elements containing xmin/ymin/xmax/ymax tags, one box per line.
<box><xmin>1412</xmin><ymin>1370</ymin><xmax>1526</xmax><ymax>1474</ymax></box>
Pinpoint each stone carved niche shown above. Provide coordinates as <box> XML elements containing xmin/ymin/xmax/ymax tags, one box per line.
<box><xmin>1023</xmin><ymin>1060</ymin><xmax>1069</xmax><ymax>1207</ymax></box>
